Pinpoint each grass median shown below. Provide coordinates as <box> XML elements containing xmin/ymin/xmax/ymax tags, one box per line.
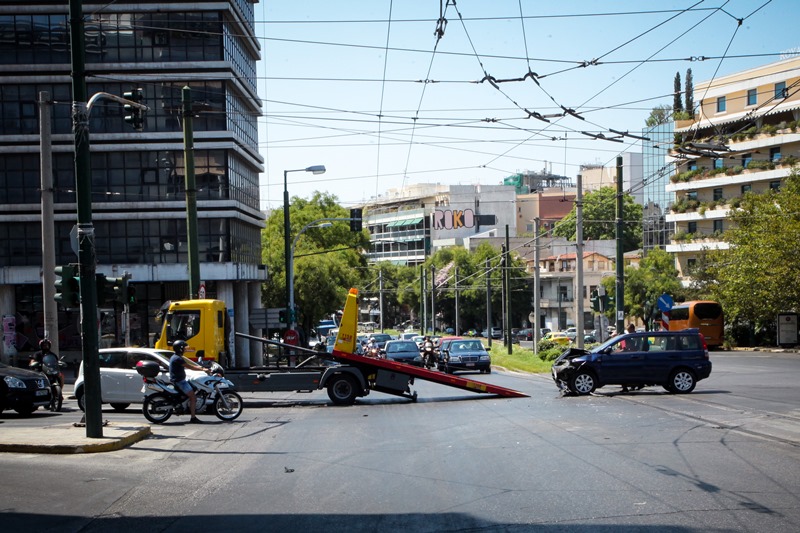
<box><xmin>487</xmin><ymin>343</ymin><xmax>553</xmax><ymax>374</ymax></box>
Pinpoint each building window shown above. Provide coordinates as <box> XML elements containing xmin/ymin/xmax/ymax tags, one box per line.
<box><xmin>742</xmin><ymin>153</ymin><xmax>752</xmax><ymax>168</ymax></box>
<box><xmin>713</xmin><ymin>188</ymin><xmax>723</xmax><ymax>201</ymax></box>
<box><xmin>687</xmin><ymin>258</ymin><xmax>697</xmax><ymax>270</ymax></box>
<box><xmin>770</xmin><ymin>147</ymin><xmax>782</xmax><ymax>161</ymax></box>
<box><xmin>687</xmin><ymin>161</ymin><xmax>697</xmax><ymax>171</ymax></box>
<box><xmin>713</xmin><ymin>158</ymin><xmax>723</xmax><ymax>169</ymax></box>
<box><xmin>713</xmin><ymin>220</ymin><xmax>724</xmax><ymax>233</ymax></box>
<box><xmin>741</xmin><ymin>184</ymin><xmax>751</xmax><ymax>194</ymax></box>
<box><xmin>770</xmin><ymin>180</ymin><xmax>781</xmax><ymax>190</ymax></box>
<box><xmin>716</xmin><ymin>96</ymin><xmax>726</xmax><ymax>112</ymax></box>
<box><xmin>775</xmin><ymin>81</ymin><xmax>787</xmax><ymax>99</ymax></box>
<box><xmin>687</xmin><ymin>191</ymin><xmax>698</xmax><ymax>201</ymax></box>
<box><xmin>687</xmin><ymin>221</ymin><xmax>697</xmax><ymax>234</ymax></box>
<box><xmin>747</xmin><ymin>88</ymin><xmax>757</xmax><ymax>106</ymax></box>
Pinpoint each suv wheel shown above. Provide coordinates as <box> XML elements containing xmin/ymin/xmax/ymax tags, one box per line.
<box><xmin>569</xmin><ymin>371</ymin><xmax>596</xmax><ymax>395</ymax></box>
<box><xmin>667</xmin><ymin>369</ymin><xmax>696</xmax><ymax>394</ymax></box>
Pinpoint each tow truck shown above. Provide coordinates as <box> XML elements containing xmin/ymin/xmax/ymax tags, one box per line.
<box><xmin>226</xmin><ymin>288</ymin><xmax>528</xmax><ymax>404</ymax></box>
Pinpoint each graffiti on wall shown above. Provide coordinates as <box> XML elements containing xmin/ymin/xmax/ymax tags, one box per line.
<box><xmin>432</xmin><ymin>209</ymin><xmax>496</xmax><ymax>230</ymax></box>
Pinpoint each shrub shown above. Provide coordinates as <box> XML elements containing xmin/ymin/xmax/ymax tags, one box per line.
<box><xmin>746</xmin><ymin>159</ymin><xmax>775</xmax><ymax>171</ymax></box>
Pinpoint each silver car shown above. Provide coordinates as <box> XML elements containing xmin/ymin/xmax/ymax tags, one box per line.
<box><xmin>74</xmin><ymin>347</ymin><xmax>205</xmax><ymax>412</ymax></box>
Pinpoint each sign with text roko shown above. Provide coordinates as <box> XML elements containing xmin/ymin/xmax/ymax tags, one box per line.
<box><xmin>432</xmin><ymin>209</ymin><xmax>496</xmax><ymax>231</ymax></box>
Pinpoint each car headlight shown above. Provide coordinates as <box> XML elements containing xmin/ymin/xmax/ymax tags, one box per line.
<box><xmin>4</xmin><ymin>376</ymin><xmax>26</xmax><ymax>389</ymax></box>
<box><xmin>480</xmin><ymin>355</ymin><xmax>490</xmax><ymax>362</ymax></box>
<box><xmin>449</xmin><ymin>355</ymin><xmax>462</xmax><ymax>363</ymax></box>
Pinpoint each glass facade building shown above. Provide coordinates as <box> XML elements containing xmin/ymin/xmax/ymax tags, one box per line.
<box><xmin>0</xmin><ymin>2</ymin><xmax>266</xmax><ymax>365</ymax></box>
<box><xmin>641</xmin><ymin>121</ymin><xmax>676</xmax><ymax>253</ymax></box>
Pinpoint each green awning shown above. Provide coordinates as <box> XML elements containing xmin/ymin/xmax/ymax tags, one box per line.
<box><xmin>403</xmin><ymin>217</ymin><xmax>423</xmax><ymax>226</ymax></box>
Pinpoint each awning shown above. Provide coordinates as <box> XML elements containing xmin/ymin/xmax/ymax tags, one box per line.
<box><xmin>677</xmin><ymin>99</ymin><xmax>800</xmax><ymax>132</ymax></box>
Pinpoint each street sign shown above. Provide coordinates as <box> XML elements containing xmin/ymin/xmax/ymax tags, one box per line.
<box><xmin>657</xmin><ymin>293</ymin><xmax>674</xmax><ymax>312</ymax></box>
<box><xmin>283</xmin><ymin>329</ymin><xmax>299</xmax><ymax>345</ymax></box>
<box><xmin>198</xmin><ymin>282</ymin><xmax>206</xmax><ymax>299</ymax></box>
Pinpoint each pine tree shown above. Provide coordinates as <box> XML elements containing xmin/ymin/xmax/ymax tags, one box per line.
<box><xmin>673</xmin><ymin>72</ymin><xmax>683</xmax><ymax>113</ymax></box>
<box><xmin>684</xmin><ymin>68</ymin><xmax>694</xmax><ymax>118</ymax></box>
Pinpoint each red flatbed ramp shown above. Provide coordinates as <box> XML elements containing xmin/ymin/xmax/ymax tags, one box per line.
<box><xmin>332</xmin><ymin>349</ymin><xmax>528</xmax><ymax>398</ymax></box>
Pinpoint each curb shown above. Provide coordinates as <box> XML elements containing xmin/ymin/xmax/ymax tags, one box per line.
<box><xmin>0</xmin><ymin>423</ymin><xmax>152</xmax><ymax>454</ymax></box>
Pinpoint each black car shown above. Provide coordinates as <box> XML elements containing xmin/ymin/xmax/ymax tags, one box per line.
<box><xmin>0</xmin><ymin>362</ymin><xmax>53</xmax><ymax>416</ymax></box>
<box><xmin>551</xmin><ymin>329</ymin><xmax>712</xmax><ymax>395</ymax></box>
<box><xmin>383</xmin><ymin>340</ymin><xmax>423</xmax><ymax>366</ymax></box>
<box><xmin>438</xmin><ymin>338</ymin><xmax>491</xmax><ymax>374</ymax></box>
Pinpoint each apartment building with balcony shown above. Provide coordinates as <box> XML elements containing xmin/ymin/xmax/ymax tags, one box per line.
<box><xmin>0</xmin><ymin>1</ymin><xmax>266</xmax><ymax>365</ymax></box>
<box><xmin>534</xmin><ymin>251</ymin><xmax>615</xmax><ymax>331</ymax></box>
<box><xmin>667</xmin><ymin>57</ymin><xmax>800</xmax><ymax>280</ymax></box>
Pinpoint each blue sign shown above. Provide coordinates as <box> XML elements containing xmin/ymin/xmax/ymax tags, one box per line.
<box><xmin>657</xmin><ymin>293</ymin><xmax>674</xmax><ymax>312</ymax></box>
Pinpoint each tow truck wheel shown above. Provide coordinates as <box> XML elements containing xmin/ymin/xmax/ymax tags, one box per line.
<box><xmin>327</xmin><ymin>374</ymin><xmax>359</xmax><ymax>406</ymax></box>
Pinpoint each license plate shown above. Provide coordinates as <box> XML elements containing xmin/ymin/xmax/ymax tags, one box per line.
<box><xmin>466</xmin><ymin>363</ymin><xmax>475</xmax><ymax>367</ymax></box>
<box><xmin>36</xmin><ymin>389</ymin><xmax>49</xmax><ymax>396</ymax></box>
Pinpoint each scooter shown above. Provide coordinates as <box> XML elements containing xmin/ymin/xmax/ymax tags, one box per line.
<box><xmin>421</xmin><ymin>344</ymin><xmax>437</xmax><ymax>369</ymax></box>
<box><xmin>30</xmin><ymin>354</ymin><xmax>66</xmax><ymax>412</ymax></box>
<box><xmin>135</xmin><ymin>360</ymin><xmax>243</xmax><ymax>424</ymax></box>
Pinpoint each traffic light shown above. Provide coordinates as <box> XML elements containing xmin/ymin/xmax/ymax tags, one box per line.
<box><xmin>123</xmin><ymin>88</ymin><xmax>144</xmax><ymax>131</ymax></box>
<box><xmin>96</xmin><ymin>273</ymin><xmax>114</xmax><ymax>305</ymax></box>
<box><xmin>590</xmin><ymin>290</ymin><xmax>600</xmax><ymax>312</ymax></box>
<box><xmin>349</xmin><ymin>208</ymin><xmax>362</xmax><ymax>232</ymax></box>
<box><xmin>54</xmin><ymin>265</ymin><xmax>79</xmax><ymax>307</ymax></box>
<box><xmin>279</xmin><ymin>309</ymin><xmax>287</xmax><ymax>323</ymax></box>
<box><xmin>126</xmin><ymin>284</ymin><xmax>136</xmax><ymax>304</ymax></box>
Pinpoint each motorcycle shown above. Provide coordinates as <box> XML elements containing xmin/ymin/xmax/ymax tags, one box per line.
<box><xmin>421</xmin><ymin>343</ymin><xmax>437</xmax><ymax>369</ymax></box>
<box><xmin>30</xmin><ymin>354</ymin><xmax>66</xmax><ymax>412</ymax></box>
<box><xmin>135</xmin><ymin>360</ymin><xmax>243</xmax><ymax>424</ymax></box>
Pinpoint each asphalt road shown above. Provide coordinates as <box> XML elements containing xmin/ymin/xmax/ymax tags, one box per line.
<box><xmin>1</xmin><ymin>351</ymin><xmax>799</xmax><ymax>532</ymax></box>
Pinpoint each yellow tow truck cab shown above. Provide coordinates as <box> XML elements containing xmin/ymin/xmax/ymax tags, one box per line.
<box><xmin>154</xmin><ymin>299</ymin><xmax>229</xmax><ymax>364</ymax></box>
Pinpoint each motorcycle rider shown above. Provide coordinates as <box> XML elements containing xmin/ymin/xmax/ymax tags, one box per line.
<box><xmin>170</xmin><ymin>340</ymin><xmax>204</xmax><ymax>423</ymax></box>
<box><xmin>30</xmin><ymin>339</ymin><xmax>64</xmax><ymax>399</ymax></box>
<box><xmin>422</xmin><ymin>336</ymin><xmax>435</xmax><ymax>368</ymax></box>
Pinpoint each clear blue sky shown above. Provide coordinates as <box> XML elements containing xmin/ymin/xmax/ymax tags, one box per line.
<box><xmin>254</xmin><ymin>0</ymin><xmax>799</xmax><ymax>211</ymax></box>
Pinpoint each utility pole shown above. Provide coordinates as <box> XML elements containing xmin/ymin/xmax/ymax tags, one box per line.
<box><xmin>39</xmin><ymin>91</ymin><xmax>58</xmax><ymax>355</ymax></box>
<box><xmin>430</xmin><ymin>264</ymin><xmax>436</xmax><ymax>335</ymax></box>
<box><xmin>576</xmin><ymin>173</ymin><xmax>585</xmax><ymax>349</ymax></box>
<box><xmin>501</xmin><ymin>243</ymin><xmax>507</xmax><ymax>345</ymax></box>
<box><xmin>533</xmin><ymin>218</ymin><xmax>541</xmax><ymax>356</ymax></box>
<box><xmin>69</xmin><ymin>0</ymin><xmax>102</xmax><ymax>438</ymax></box>
<box><xmin>420</xmin><ymin>266</ymin><xmax>426</xmax><ymax>336</ymax></box>
<box><xmin>378</xmin><ymin>269</ymin><xmax>384</xmax><ymax>333</ymax></box>
<box><xmin>485</xmin><ymin>258</ymin><xmax>492</xmax><ymax>348</ymax></box>
<box><xmin>182</xmin><ymin>86</ymin><xmax>200</xmax><ymax>299</ymax></box>
<box><xmin>615</xmin><ymin>156</ymin><xmax>625</xmax><ymax>334</ymax></box>
<box><xmin>454</xmin><ymin>267</ymin><xmax>460</xmax><ymax>336</ymax></box>
<box><xmin>505</xmin><ymin>225</ymin><xmax>512</xmax><ymax>355</ymax></box>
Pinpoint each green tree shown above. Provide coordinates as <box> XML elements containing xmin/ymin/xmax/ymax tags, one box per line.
<box><xmin>673</xmin><ymin>71</ymin><xmax>683</xmax><ymax>113</ymax></box>
<box><xmin>704</xmin><ymin>172</ymin><xmax>800</xmax><ymax>325</ymax></box>
<box><xmin>553</xmin><ymin>186</ymin><xmax>643</xmax><ymax>252</ymax></box>
<box><xmin>684</xmin><ymin>68</ymin><xmax>694</xmax><ymax>117</ymax></box>
<box><xmin>622</xmin><ymin>248</ymin><xmax>683</xmax><ymax>326</ymax></box>
<box><xmin>261</xmin><ymin>192</ymin><xmax>370</xmax><ymax>337</ymax></box>
<box><xmin>645</xmin><ymin>104</ymin><xmax>673</xmax><ymax>127</ymax></box>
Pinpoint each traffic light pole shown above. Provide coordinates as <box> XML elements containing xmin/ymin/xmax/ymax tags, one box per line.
<box><xmin>69</xmin><ymin>0</ymin><xmax>103</xmax><ymax>438</ymax></box>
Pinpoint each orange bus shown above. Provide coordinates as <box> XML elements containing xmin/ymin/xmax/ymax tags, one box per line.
<box><xmin>668</xmin><ymin>301</ymin><xmax>724</xmax><ymax>349</ymax></box>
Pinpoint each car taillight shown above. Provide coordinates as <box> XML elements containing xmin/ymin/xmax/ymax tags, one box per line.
<box><xmin>699</xmin><ymin>333</ymin><xmax>709</xmax><ymax>358</ymax></box>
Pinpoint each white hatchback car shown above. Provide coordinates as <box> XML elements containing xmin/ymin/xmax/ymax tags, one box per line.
<box><xmin>74</xmin><ymin>347</ymin><xmax>206</xmax><ymax>412</ymax></box>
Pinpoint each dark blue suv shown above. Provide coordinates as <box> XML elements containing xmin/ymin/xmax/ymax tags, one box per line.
<box><xmin>552</xmin><ymin>329</ymin><xmax>712</xmax><ymax>395</ymax></box>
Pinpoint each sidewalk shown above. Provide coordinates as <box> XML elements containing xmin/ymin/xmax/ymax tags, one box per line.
<box><xmin>0</xmin><ymin>422</ymin><xmax>151</xmax><ymax>454</ymax></box>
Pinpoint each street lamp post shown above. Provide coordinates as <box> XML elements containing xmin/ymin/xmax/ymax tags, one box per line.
<box><xmin>289</xmin><ymin>221</ymin><xmax>332</xmax><ymax>331</ymax></box>
<box><xmin>283</xmin><ymin>165</ymin><xmax>326</xmax><ymax>322</ymax></box>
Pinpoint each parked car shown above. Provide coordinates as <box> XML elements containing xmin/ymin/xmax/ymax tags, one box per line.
<box><xmin>383</xmin><ymin>340</ymin><xmax>423</xmax><ymax>366</ymax></box>
<box><xmin>74</xmin><ymin>347</ymin><xmax>206</xmax><ymax>412</ymax></box>
<box><xmin>438</xmin><ymin>338</ymin><xmax>491</xmax><ymax>374</ymax></box>
<box><xmin>544</xmin><ymin>331</ymin><xmax>571</xmax><ymax>345</ymax></box>
<box><xmin>514</xmin><ymin>328</ymin><xmax>533</xmax><ymax>342</ymax></box>
<box><xmin>551</xmin><ymin>329</ymin><xmax>712</xmax><ymax>395</ymax></box>
<box><xmin>0</xmin><ymin>362</ymin><xmax>52</xmax><ymax>416</ymax></box>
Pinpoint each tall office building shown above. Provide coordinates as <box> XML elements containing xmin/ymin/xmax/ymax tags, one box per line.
<box><xmin>642</xmin><ymin>121</ymin><xmax>676</xmax><ymax>253</ymax></box>
<box><xmin>0</xmin><ymin>1</ymin><xmax>266</xmax><ymax>365</ymax></box>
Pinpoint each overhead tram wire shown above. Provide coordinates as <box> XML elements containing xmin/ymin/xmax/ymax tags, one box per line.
<box><xmin>375</xmin><ymin>1</ymin><xmax>394</xmax><ymax>201</ymax></box>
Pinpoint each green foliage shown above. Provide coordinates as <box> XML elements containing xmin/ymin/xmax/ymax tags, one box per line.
<box><xmin>261</xmin><ymin>191</ymin><xmax>370</xmax><ymax>335</ymax></box>
<box><xmin>553</xmin><ymin>186</ymin><xmax>643</xmax><ymax>252</ymax></box>
<box><xmin>536</xmin><ymin>340</ymin><xmax>566</xmax><ymax>361</ymax></box>
<box><xmin>702</xmin><ymin>172</ymin><xmax>800</xmax><ymax>324</ymax></box>
<box><xmin>645</xmin><ymin>104</ymin><xmax>673</xmax><ymax>127</ymax></box>
<box><xmin>622</xmin><ymin>248</ymin><xmax>683</xmax><ymax>324</ymax></box>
